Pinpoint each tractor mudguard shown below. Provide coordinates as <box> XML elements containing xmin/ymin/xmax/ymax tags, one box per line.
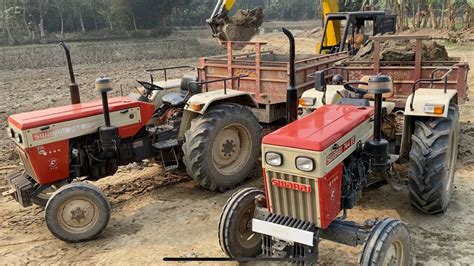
<box><xmin>399</xmin><ymin>89</ymin><xmax>458</xmax><ymax>157</ymax></box>
<box><xmin>178</xmin><ymin>89</ymin><xmax>258</xmax><ymax>141</ymax></box>
<box><xmin>299</xmin><ymin>85</ymin><xmax>345</xmax><ymax>109</ymax></box>
<box><xmin>184</xmin><ymin>89</ymin><xmax>258</xmax><ymax>115</ymax></box>
<box><xmin>404</xmin><ymin>89</ymin><xmax>457</xmax><ymax>118</ymax></box>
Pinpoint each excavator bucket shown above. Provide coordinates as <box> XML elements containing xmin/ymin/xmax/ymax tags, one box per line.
<box><xmin>208</xmin><ymin>7</ymin><xmax>264</xmax><ymax>49</ymax></box>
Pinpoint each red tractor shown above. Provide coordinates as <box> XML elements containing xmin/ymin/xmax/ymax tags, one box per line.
<box><xmin>218</xmin><ymin>29</ymin><xmax>412</xmax><ymax>264</ymax></box>
<box><xmin>4</xmin><ymin>43</ymin><xmax>262</xmax><ymax>242</ymax></box>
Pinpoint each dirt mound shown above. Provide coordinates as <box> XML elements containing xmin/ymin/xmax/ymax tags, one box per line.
<box><xmin>350</xmin><ymin>39</ymin><xmax>451</xmax><ymax>62</ymax></box>
<box><xmin>220</xmin><ymin>7</ymin><xmax>264</xmax><ymax>45</ymax></box>
<box><xmin>459</xmin><ymin>122</ymin><xmax>474</xmax><ymax>164</ymax></box>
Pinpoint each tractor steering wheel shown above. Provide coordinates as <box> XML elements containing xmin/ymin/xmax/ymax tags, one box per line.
<box><xmin>137</xmin><ymin>80</ymin><xmax>164</xmax><ymax>92</ymax></box>
<box><xmin>343</xmin><ymin>81</ymin><xmax>369</xmax><ymax>99</ymax></box>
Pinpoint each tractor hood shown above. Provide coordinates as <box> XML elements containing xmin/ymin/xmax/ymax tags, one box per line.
<box><xmin>8</xmin><ymin>97</ymin><xmax>153</xmax><ymax>130</ymax></box>
<box><xmin>263</xmin><ymin>105</ymin><xmax>374</xmax><ymax>151</ymax></box>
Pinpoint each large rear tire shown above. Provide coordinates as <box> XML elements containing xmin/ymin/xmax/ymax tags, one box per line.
<box><xmin>218</xmin><ymin>188</ymin><xmax>264</xmax><ymax>258</ymax></box>
<box><xmin>408</xmin><ymin>103</ymin><xmax>459</xmax><ymax>214</ymax></box>
<box><xmin>182</xmin><ymin>103</ymin><xmax>262</xmax><ymax>191</ymax></box>
<box><xmin>359</xmin><ymin>218</ymin><xmax>411</xmax><ymax>266</ymax></box>
<box><xmin>45</xmin><ymin>182</ymin><xmax>111</xmax><ymax>242</ymax></box>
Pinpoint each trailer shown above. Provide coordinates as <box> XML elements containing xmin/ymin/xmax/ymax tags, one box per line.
<box><xmin>198</xmin><ymin>41</ymin><xmax>348</xmax><ymax>122</ymax></box>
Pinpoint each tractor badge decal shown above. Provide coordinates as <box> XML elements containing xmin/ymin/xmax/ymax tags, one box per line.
<box><xmin>326</xmin><ymin>136</ymin><xmax>355</xmax><ymax>165</ymax></box>
<box><xmin>271</xmin><ymin>178</ymin><xmax>312</xmax><ymax>193</ymax></box>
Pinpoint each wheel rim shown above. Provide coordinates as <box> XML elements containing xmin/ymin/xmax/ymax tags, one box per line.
<box><xmin>57</xmin><ymin>197</ymin><xmax>99</xmax><ymax>234</ymax></box>
<box><xmin>236</xmin><ymin>204</ymin><xmax>260</xmax><ymax>249</ymax></box>
<box><xmin>382</xmin><ymin>239</ymin><xmax>405</xmax><ymax>266</ymax></box>
<box><xmin>212</xmin><ymin>123</ymin><xmax>252</xmax><ymax>176</ymax></box>
<box><xmin>445</xmin><ymin>130</ymin><xmax>458</xmax><ymax>195</ymax></box>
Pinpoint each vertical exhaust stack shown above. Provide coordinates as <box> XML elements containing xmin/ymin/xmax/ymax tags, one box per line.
<box><xmin>283</xmin><ymin>28</ymin><xmax>298</xmax><ymax>124</ymax></box>
<box><xmin>59</xmin><ymin>42</ymin><xmax>81</xmax><ymax>105</ymax></box>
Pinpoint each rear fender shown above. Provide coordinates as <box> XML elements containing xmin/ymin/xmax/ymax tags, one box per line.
<box><xmin>184</xmin><ymin>89</ymin><xmax>258</xmax><ymax>115</ymax></box>
<box><xmin>399</xmin><ymin>89</ymin><xmax>458</xmax><ymax>157</ymax></box>
<box><xmin>299</xmin><ymin>85</ymin><xmax>345</xmax><ymax>110</ymax></box>
<box><xmin>404</xmin><ymin>89</ymin><xmax>457</xmax><ymax>118</ymax></box>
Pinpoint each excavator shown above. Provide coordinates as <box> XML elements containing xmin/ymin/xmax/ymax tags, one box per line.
<box><xmin>207</xmin><ymin>0</ymin><xmax>396</xmax><ymax>54</ymax></box>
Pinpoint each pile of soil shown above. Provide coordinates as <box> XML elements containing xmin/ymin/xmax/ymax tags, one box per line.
<box><xmin>350</xmin><ymin>39</ymin><xmax>452</xmax><ymax>62</ymax></box>
<box><xmin>222</xmin><ymin>7</ymin><xmax>264</xmax><ymax>43</ymax></box>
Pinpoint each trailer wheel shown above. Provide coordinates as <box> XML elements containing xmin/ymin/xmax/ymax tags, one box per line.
<box><xmin>45</xmin><ymin>183</ymin><xmax>111</xmax><ymax>242</ymax></box>
<box><xmin>359</xmin><ymin>218</ymin><xmax>411</xmax><ymax>266</ymax></box>
<box><xmin>183</xmin><ymin>103</ymin><xmax>262</xmax><ymax>191</ymax></box>
<box><xmin>218</xmin><ymin>188</ymin><xmax>264</xmax><ymax>258</ymax></box>
<box><xmin>409</xmin><ymin>103</ymin><xmax>459</xmax><ymax>214</ymax></box>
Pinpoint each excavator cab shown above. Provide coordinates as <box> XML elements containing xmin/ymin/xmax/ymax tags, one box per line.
<box><xmin>318</xmin><ymin>11</ymin><xmax>396</xmax><ymax>55</ymax></box>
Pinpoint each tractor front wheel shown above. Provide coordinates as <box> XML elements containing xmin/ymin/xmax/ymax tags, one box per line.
<box><xmin>218</xmin><ymin>188</ymin><xmax>264</xmax><ymax>258</ymax></box>
<box><xmin>359</xmin><ymin>218</ymin><xmax>411</xmax><ymax>266</ymax></box>
<box><xmin>182</xmin><ymin>103</ymin><xmax>262</xmax><ymax>191</ymax></box>
<box><xmin>45</xmin><ymin>182</ymin><xmax>111</xmax><ymax>242</ymax></box>
<box><xmin>409</xmin><ymin>103</ymin><xmax>459</xmax><ymax>214</ymax></box>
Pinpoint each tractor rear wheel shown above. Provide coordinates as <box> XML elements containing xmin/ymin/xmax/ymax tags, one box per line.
<box><xmin>218</xmin><ymin>188</ymin><xmax>264</xmax><ymax>258</ymax></box>
<box><xmin>409</xmin><ymin>103</ymin><xmax>459</xmax><ymax>214</ymax></box>
<box><xmin>182</xmin><ymin>103</ymin><xmax>262</xmax><ymax>191</ymax></box>
<box><xmin>359</xmin><ymin>218</ymin><xmax>411</xmax><ymax>266</ymax></box>
<box><xmin>45</xmin><ymin>182</ymin><xmax>111</xmax><ymax>242</ymax></box>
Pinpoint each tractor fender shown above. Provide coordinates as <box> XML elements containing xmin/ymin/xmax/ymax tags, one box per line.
<box><xmin>399</xmin><ymin>89</ymin><xmax>458</xmax><ymax>157</ymax></box>
<box><xmin>184</xmin><ymin>89</ymin><xmax>258</xmax><ymax>115</ymax></box>
<box><xmin>178</xmin><ymin>89</ymin><xmax>258</xmax><ymax>141</ymax></box>
<box><xmin>299</xmin><ymin>85</ymin><xmax>345</xmax><ymax>110</ymax></box>
<box><xmin>404</xmin><ymin>89</ymin><xmax>457</xmax><ymax>118</ymax></box>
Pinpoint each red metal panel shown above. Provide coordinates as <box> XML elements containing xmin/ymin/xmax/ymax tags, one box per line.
<box><xmin>263</xmin><ymin>105</ymin><xmax>374</xmax><ymax>151</ymax></box>
<box><xmin>24</xmin><ymin>140</ymin><xmax>69</xmax><ymax>185</ymax></box>
<box><xmin>9</xmin><ymin>97</ymin><xmax>155</xmax><ymax>130</ymax></box>
<box><xmin>318</xmin><ymin>163</ymin><xmax>343</xmax><ymax>229</ymax></box>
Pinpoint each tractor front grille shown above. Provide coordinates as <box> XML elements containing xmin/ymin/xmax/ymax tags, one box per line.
<box><xmin>265</xmin><ymin>170</ymin><xmax>319</xmax><ymax>224</ymax></box>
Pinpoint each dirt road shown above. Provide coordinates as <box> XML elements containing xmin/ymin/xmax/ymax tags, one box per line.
<box><xmin>0</xmin><ymin>34</ymin><xmax>473</xmax><ymax>265</ymax></box>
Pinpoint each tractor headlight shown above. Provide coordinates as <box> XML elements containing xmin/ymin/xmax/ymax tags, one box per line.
<box><xmin>265</xmin><ymin>152</ymin><xmax>282</xmax><ymax>166</ymax></box>
<box><xmin>6</xmin><ymin>127</ymin><xmax>13</xmax><ymax>138</ymax></box>
<box><xmin>296</xmin><ymin>157</ymin><xmax>314</xmax><ymax>172</ymax></box>
<box><xmin>14</xmin><ymin>133</ymin><xmax>22</xmax><ymax>143</ymax></box>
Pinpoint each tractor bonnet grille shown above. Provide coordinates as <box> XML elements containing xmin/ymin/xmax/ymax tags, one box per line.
<box><xmin>265</xmin><ymin>170</ymin><xmax>319</xmax><ymax>225</ymax></box>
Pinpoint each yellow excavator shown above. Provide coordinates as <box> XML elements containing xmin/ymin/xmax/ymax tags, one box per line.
<box><xmin>207</xmin><ymin>0</ymin><xmax>396</xmax><ymax>54</ymax></box>
<box><xmin>206</xmin><ymin>0</ymin><xmax>341</xmax><ymax>46</ymax></box>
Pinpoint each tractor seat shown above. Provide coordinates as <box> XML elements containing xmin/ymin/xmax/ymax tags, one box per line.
<box><xmin>162</xmin><ymin>93</ymin><xmax>186</xmax><ymax>107</ymax></box>
<box><xmin>180</xmin><ymin>74</ymin><xmax>201</xmax><ymax>94</ymax></box>
<box><xmin>358</xmin><ymin>75</ymin><xmax>394</xmax><ymax>99</ymax></box>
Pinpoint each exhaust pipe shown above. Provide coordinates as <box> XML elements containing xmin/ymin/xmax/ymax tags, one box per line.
<box><xmin>59</xmin><ymin>42</ymin><xmax>81</xmax><ymax>105</ymax></box>
<box><xmin>283</xmin><ymin>28</ymin><xmax>297</xmax><ymax>124</ymax></box>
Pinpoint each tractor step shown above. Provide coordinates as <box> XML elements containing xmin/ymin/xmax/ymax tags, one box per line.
<box><xmin>152</xmin><ymin>140</ymin><xmax>180</xmax><ymax>171</ymax></box>
<box><xmin>152</xmin><ymin>139</ymin><xmax>179</xmax><ymax>150</ymax></box>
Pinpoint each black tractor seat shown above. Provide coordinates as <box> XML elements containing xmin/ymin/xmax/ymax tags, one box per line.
<box><xmin>162</xmin><ymin>93</ymin><xmax>186</xmax><ymax>107</ymax></box>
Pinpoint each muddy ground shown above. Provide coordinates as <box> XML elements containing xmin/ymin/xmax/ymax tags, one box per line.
<box><xmin>0</xmin><ymin>31</ymin><xmax>473</xmax><ymax>265</ymax></box>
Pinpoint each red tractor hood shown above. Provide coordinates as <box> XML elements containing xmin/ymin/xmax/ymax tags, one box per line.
<box><xmin>263</xmin><ymin>105</ymin><xmax>374</xmax><ymax>151</ymax></box>
<box><xmin>8</xmin><ymin>97</ymin><xmax>154</xmax><ymax>130</ymax></box>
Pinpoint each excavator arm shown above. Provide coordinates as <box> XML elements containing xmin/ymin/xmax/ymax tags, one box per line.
<box><xmin>320</xmin><ymin>0</ymin><xmax>341</xmax><ymax>48</ymax></box>
<box><xmin>207</xmin><ymin>0</ymin><xmax>263</xmax><ymax>47</ymax></box>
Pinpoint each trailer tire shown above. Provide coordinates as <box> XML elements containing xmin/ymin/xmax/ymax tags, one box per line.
<box><xmin>408</xmin><ymin>103</ymin><xmax>459</xmax><ymax>214</ymax></box>
<box><xmin>45</xmin><ymin>182</ymin><xmax>111</xmax><ymax>242</ymax></box>
<box><xmin>218</xmin><ymin>188</ymin><xmax>264</xmax><ymax>258</ymax></box>
<box><xmin>359</xmin><ymin>218</ymin><xmax>411</xmax><ymax>266</ymax></box>
<box><xmin>182</xmin><ymin>103</ymin><xmax>261</xmax><ymax>191</ymax></box>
